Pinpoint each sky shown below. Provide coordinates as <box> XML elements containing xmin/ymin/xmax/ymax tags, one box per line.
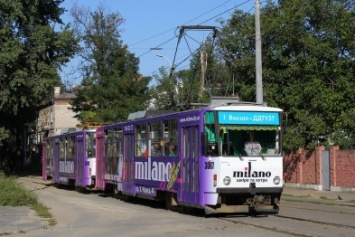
<box><xmin>60</xmin><ymin>0</ymin><xmax>256</xmax><ymax>87</ymax></box>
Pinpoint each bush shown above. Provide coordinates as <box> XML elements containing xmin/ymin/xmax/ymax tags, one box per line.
<box><xmin>0</xmin><ymin>172</ymin><xmax>38</xmax><ymax>206</ymax></box>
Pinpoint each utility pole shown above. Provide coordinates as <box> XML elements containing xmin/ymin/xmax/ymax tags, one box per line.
<box><xmin>199</xmin><ymin>51</ymin><xmax>208</xmax><ymax>99</ymax></box>
<box><xmin>171</xmin><ymin>25</ymin><xmax>219</xmax><ymax>105</ymax></box>
<box><xmin>255</xmin><ymin>0</ymin><xmax>263</xmax><ymax>105</ymax></box>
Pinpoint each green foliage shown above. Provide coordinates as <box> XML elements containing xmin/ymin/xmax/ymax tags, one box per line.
<box><xmin>0</xmin><ymin>173</ymin><xmax>55</xmax><ymax>225</ymax></box>
<box><xmin>0</xmin><ymin>127</ymin><xmax>10</xmax><ymax>146</ymax></box>
<box><xmin>0</xmin><ymin>0</ymin><xmax>80</xmax><ymax>171</ymax></box>
<box><xmin>215</xmin><ymin>10</ymin><xmax>257</xmax><ymax>102</ymax></box>
<box><xmin>151</xmin><ymin>67</ymin><xmax>177</xmax><ymax>110</ymax></box>
<box><xmin>185</xmin><ymin>42</ymin><xmax>236</xmax><ymax>101</ymax></box>
<box><xmin>70</xmin><ymin>6</ymin><xmax>151</xmax><ymax>122</ymax></box>
<box><xmin>214</xmin><ymin>0</ymin><xmax>355</xmax><ymax>150</ymax></box>
<box><xmin>151</xmin><ymin>41</ymin><xmax>233</xmax><ymax>110</ymax></box>
<box><xmin>0</xmin><ymin>175</ymin><xmax>37</xmax><ymax>206</ymax></box>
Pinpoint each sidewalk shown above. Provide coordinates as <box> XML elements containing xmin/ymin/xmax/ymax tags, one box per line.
<box><xmin>0</xmin><ymin>206</ymin><xmax>47</xmax><ymax>235</ymax></box>
<box><xmin>0</xmin><ymin>176</ymin><xmax>50</xmax><ymax>235</ymax></box>
<box><xmin>282</xmin><ymin>185</ymin><xmax>355</xmax><ymax>205</ymax></box>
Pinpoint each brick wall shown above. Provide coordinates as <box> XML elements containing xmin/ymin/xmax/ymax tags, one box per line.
<box><xmin>332</xmin><ymin>147</ymin><xmax>355</xmax><ymax>187</ymax></box>
<box><xmin>283</xmin><ymin>146</ymin><xmax>355</xmax><ymax>190</ymax></box>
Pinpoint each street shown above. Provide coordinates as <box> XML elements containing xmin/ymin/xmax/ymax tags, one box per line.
<box><xmin>9</xmin><ymin>176</ymin><xmax>355</xmax><ymax>237</ymax></box>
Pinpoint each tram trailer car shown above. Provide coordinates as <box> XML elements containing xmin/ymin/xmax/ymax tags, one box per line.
<box><xmin>96</xmin><ymin>103</ymin><xmax>283</xmax><ymax>215</ymax></box>
<box><xmin>42</xmin><ymin>129</ymin><xmax>97</xmax><ymax>188</ymax></box>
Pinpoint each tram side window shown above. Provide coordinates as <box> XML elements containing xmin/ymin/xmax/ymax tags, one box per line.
<box><xmin>46</xmin><ymin>140</ymin><xmax>54</xmax><ymax>167</ymax></box>
<box><xmin>66</xmin><ymin>136</ymin><xmax>75</xmax><ymax>158</ymax></box>
<box><xmin>149</xmin><ymin>121</ymin><xmax>162</xmax><ymax>157</ymax></box>
<box><xmin>136</xmin><ymin>124</ymin><xmax>147</xmax><ymax>157</ymax></box>
<box><xmin>86</xmin><ymin>132</ymin><xmax>96</xmax><ymax>157</ymax></box>
<box><xmin>59</xmin><ymin>138</ymin><xmax>65</xmax><ymax>159</ymax></box>
<box><xmin>204</xmin><ymin>112</ymin><xmax>218</xmax><ymax>156</ymax></box>
<box><xmin>115</xmin><ymin>130</ymin><xmax>122</xmax><ymax>156</ymax></box>
<box><xmin>46</xmin><ymin>140</ymin><xmax>53</xmax><ymax>159</ymax></box>
<box><xmin>105</xmin><ymin>131</ymin><xmax>114</xmax><ymax>161</ymax></box>
<box><xmin>163</xmin><ymin>119</ymin><xmax>178</xmax><ymax>157</ymax></box>
<box><xmin>105</xmin><ymin>130</ymin><xmax>121</xmax><ymax>173</ymax></box>
<box><xmin>112</xmin><ymin>129</ymin><xmax>122</xmax><ymax>170</ymax></box>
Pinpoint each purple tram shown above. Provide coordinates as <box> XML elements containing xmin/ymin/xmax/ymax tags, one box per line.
<box><xmin>96</xmin><ymin>102</ymin><xmax>283</xmax><ymax>215</ymax></box>
<box><xmin>42</xmin><ymin>129</ymin><xmax>96</xmax><ymax>188</ymax></box>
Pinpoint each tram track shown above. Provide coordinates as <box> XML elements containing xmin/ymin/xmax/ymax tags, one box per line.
<box><xmin>219</xmin><ymin>216</ymin><xmax>316</xmax><ymax>237</ymax></box>
<box><xmin>281</xmin><ymin>202</ymin><xmax>355</xmax><ymax>215</ymax></box>
<box><xmin>218</xmin><ymin>203</ymin><xmax>355</xmax><ymax>237</ymax></box>
<box><xmin>18</xmin><ymin>176</ymin><xmax>52</xmax><ymax>192</ymax></box>
<box><xmin>219</xmin><ymin>213</ymin><xmax>355</xmax><ymax>237</ymax></box>
<box><xmin>282</xmin><ymin>197</ymin><xmax>355</xmax><ymax>209</ymax></box>
<box><xmin>274</xmin><ymin>214</ymin><xmax>355</xmax><ymax>229</ymax></box>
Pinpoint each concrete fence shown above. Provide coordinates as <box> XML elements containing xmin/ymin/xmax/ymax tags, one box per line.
<box><xmin>283</xmin><ymin>146</ymin><xmax>355</xmax><ymax>192</ymax></box>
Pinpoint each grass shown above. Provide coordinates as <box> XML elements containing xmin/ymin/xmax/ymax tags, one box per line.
<box><xmin>0</xmin><ymin>173</ymin><xmax>38</xmax><ymax>206</ymax></box>
<box><xmin>32</xmin><ymin>202</ymin><xmax>57</xmax><ymax>226</ymax></box>
<box><xmin>0</xmin><ymin>172</ymin><xmax>56</xmax><ymax>226</ymax></box>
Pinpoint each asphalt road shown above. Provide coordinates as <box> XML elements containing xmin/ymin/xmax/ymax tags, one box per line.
<box><xmin>2</xmin><ymin>176</ymin><xmax>355</xmax><ymax>237</ymax></box>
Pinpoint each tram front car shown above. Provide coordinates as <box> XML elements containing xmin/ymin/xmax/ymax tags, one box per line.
<box><xmin>201</xmin><ymin>105</ymin><xmax>283</xmax><ymax>215</ymax></box>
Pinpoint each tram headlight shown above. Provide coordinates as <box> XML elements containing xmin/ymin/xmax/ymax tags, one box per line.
<box><xmin>223</xmin><ymin>176</ymin><xmax>231</xmax><ymax>186</ymax></box>
<box><xmin>273</xmin><ymin>176</ymin><xmax>281</xmax><ymax>185</ymax></box>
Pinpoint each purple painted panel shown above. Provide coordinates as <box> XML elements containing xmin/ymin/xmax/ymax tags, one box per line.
<box><xmin>76</xmin><ymin>137</ymin><xmax>85</xmax><ymax>187</ymax></box>
<box><xmin>53</xmin><ymin>138</ymin><xmax>60</xmax><ymax>183</ymax></box>
<box><xmin>41</xmin><ymin>140</ymin><xmax>48</xmax><ymax>180</ymax></box>
<box><xmin>179</xmin><ymin>125</ymin><xmax>200</xmax><ymax>205</ymax></box>
<box><xmin>122</xmin><ymin>134</ymin><xmax>135</xmax><ymax>195</ymax></box>
<box><xmin>95</xmin><ymin>127</ymin><xmax>106</xmax><ymax>190</ymax></box>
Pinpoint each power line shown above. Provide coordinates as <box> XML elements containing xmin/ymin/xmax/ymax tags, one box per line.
<box><xmin>183</xmin><ymin>0</ymin><xmax>235</xmax><ymax>25</ymax></box>
<box><xmin>135</xmin><ymin>0</ymin><xmax>253</xmax><ymax>60</ymax></box>
<box><xmin>198</xmin><ymin>0</ymin><xmax>252</xmax><ymax>25</ymax></box>
<box><xmin>137</xmin><ymin>35</ymin><xmax>177</xmax><ymax>58</ymax></box>
<box><xmin>131</xmin><ymin>0</ymin><xmax>234</xmax><ymax>48</ymax></box>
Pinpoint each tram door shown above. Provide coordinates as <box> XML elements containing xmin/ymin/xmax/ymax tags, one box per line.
<box><xmin>76</xmin><ymin>135</ymin><xmax>84</xmax><ymax>186</ymax></box>
<box><xmin>95</xmin><ymin>128</ymin><xmax>105</xmax><ymax>190</ymax></box>
<box><xmin>41</xmin><ymin>141</ymin><xmax>47</xmax><ymax>180</ymax></box>
<box><xmin>53</xmin><ymin>138</ymin><xmax>60</xmax><ymax>183</ymax></box>
<box><xmin>122</xmin><ymin>133</ymin><xmax>135</xmax><ymax>195</ymax></box>
<box><xmin>180</xmin><ymin>126</ymin><xmax>200</xmax><ymax>205</ymax></box>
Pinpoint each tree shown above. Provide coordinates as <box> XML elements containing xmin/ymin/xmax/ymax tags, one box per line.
<box><xmin>189</xmin><ymin>42</ymin><xmax>236</xmax><ymax>100</ymax></box>
<box><xmin>216</xmin><ymin>9</ymin><xmax>258</xmax><ymax>102</ymax></box>
<box><xmin>150</xmin><ymin>67</ymin><xmax>176</xmax><ymax>110</ymax></box>
<box><xmin>70</xmin><ymin>4</ymin><xmax>150</xmax><ymax>123</ymax></box>
<box><xmin>215</xmin><ymin>0</ymin><xmax>355</xmax><ymax>150</ymax></box>
<box><xmin>152</xmin><ymin>41</ymin><xmax>234</xmax><ymax>110</ymax></box>
<box><xmin>0</xmin><ymin>0</ymin><xmax>79</xmax><ymax>172</ymax></box>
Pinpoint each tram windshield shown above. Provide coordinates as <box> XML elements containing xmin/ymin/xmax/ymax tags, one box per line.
<box><xmin>204</xmin><ymin>111</ymin><xmax>281</xmax><ymax>157</ymax></box>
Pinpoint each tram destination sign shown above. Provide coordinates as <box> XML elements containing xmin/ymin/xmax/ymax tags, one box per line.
<box><xmin>218</xmin><ymin>111</ymin><xmax>280</xmax><ymax>125</ymax></box>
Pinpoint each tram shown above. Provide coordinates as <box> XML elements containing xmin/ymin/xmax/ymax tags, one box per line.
<box><xmin>95</xmin><ymin>100</ymin><xmax>283</xmax><ymax>215</ymax></box>
<box><xmin>42</xmin><ymin>129</ymin><xmax>96</xmax><ymax>188</ymax></box>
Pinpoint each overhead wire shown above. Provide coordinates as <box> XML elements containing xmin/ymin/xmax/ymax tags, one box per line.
<box><xmin>132</xmin><ymin>0</ymin><xmax>233</xmax><ymax>49</ymax></box>
<box><xmin>137</xmin><ymin>35</ymin><xmax>177</xmax><ymax>58</ymax></box>
<box><xmin>135</xmin><ymin>0</ymin><xmax>253</xmax><ymax>62</ymax></box>
<box><xmin>169</xmin><ymin>0</ymin><xmax>254</xmax><ymax>72</ymax></box>
<box><xmin>198</xmin><ymin>0</ymin><xmax>252</xmax><ymax>25</ymax></box>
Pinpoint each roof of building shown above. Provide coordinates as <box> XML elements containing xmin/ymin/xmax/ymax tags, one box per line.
<box><xmin>55</xmin><ymin>91</ymin><xmax>76</xmax><ymax>100</ymax></box>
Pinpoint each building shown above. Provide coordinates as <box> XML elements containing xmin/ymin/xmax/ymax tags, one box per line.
<box><xmin>36</xmin><ymin>86</ymin><xmax>80</xmax><ymax>143</ymax></box>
